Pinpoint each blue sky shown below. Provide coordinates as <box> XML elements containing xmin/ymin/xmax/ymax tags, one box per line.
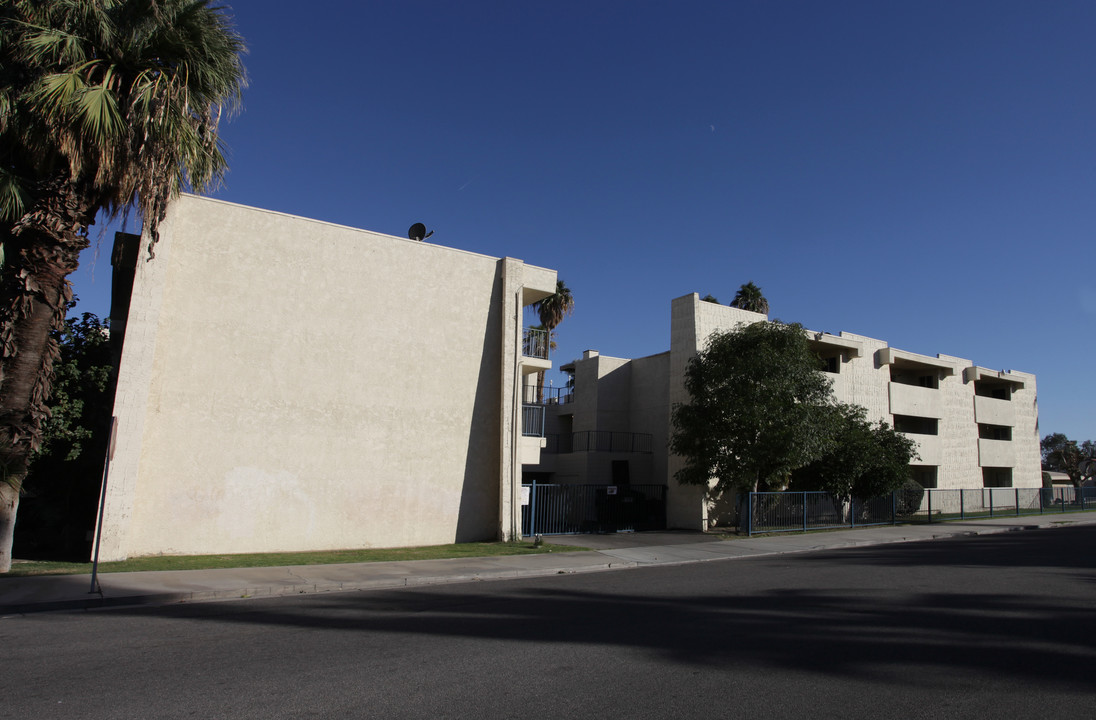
<box><xmin>72</xmin><ymin>0</ymin><xmax>1094</xmax><ymax>441</ymax></box>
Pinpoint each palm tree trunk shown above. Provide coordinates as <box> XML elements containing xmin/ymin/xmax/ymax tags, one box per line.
<box><xmin>0</xmin><ymin>482</ymin><xmax>19</xmax><ymax>572</ymax></box>
<box><xmin>0</xmin><ymin>180</ymin><xmax>92</xmax><ymax>572</ymax></box>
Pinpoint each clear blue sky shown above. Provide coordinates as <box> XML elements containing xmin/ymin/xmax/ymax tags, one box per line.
<box><xmin>71</xmin><ymin>0</ymin><xmax>1095</xmax><ymax>441</ymax></box>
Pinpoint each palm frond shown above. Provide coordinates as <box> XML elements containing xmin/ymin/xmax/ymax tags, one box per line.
<box><xmin>29</xmin><ymin>70</ymin><xmax>86</xmax><ymax>119</ymax></box>
<box><xmin>0</xmin><ymin>166</ymin><xmax>32</xmax><ymax>223</ymax></box>
<box><xmin>74</xmin><ymin>72</ymin><xmax>124</xmax><ymax>144</ymax></box>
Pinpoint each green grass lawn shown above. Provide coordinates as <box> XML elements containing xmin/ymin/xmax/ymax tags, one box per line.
<box><xmin>2</xmin><ymin>541</ymin><xmax>588</xmax><ymax>578</ymax></box>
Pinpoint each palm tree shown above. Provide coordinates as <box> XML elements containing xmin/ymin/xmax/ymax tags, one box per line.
<box><xmin>0</xmin><ymin>0</ymin><xmax>246</xmax><ymax>571</ymax></box>
<box><xmin>730</xmin><ymin>281</ymin><xmax>770</xmax><ymax>314</ymax></box>
<box><xmin>530</xmin><ymin>280</ymin><xmax>574</xmax><ymax>403</ymax></box>
<box><xmin>533</xmin><ymin>280</ymin><xmax>574</xmax><ymax>331</ymax></box>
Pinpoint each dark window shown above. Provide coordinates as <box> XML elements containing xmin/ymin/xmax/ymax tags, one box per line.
<box><xmin>911</xmin><ymin>466</ymin><xmax>938</xmax><ymax>489</ymax></box>
<box><xmin>978</xmin><ymin>424</ymin><xmax>1012</xmax><ymax>441</ymax></box>
<box><xmin>974</xmin><ymin>381</ymin><xmax>1011</xmax><ymax>400</ymax></box>
<box><xmin>819</xmin><ymin>355</ymin><xmax>840</xmax><ymax>374</ymax></box>
<box><xmin>982</xmin><ymin>467</ymin><xmax>1013</xmax><ymax>488</ymax></box>
<box><xmin>890</xmin><ymin>367</ymin><xmax>939</xmax><ymax>388</ymax></box>
<box><xmin>893</xmin><ymin>415</ymin><xmax>939</xmax><ymax>435</ymax></box>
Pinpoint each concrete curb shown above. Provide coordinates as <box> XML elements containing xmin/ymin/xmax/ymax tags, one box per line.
<box><xmin>0</xmin><ymin>559</ymin><xmax>638</xmax><ymax>615</ymax></box>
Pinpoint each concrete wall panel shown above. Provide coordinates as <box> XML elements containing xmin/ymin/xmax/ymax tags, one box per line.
<box><xmin>99</xmin><ymin>196</ymin><xmax>554</xmax><ymax>559</ymax></box>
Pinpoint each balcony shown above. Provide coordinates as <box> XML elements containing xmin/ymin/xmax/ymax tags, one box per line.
<box><xmin>520</xmin><ymin>403</ymin><xmax>546</xmax><ymax>465</ymax></box>
<box><xmin>521</xmin><ymin>384</ymin><xmax>573</xmax><ymax>406</ymax></box>
<box><xmin>979</xmin><ymin>438</ymin><xmax>1016</xmax><ymax>468</ymax></box>
<box><xmin>901</xmin><ymin>433</ymin><xmax>941</xmax><ymax>465</ymax></box>
<box><xmin>974</xmin><ymin>395</ymin><xmax>1015</xmax><ymax>427</ymax></box>
<box><xmin>888</xmin><ymin>382</ymin><xmax>943</xmax><ymax>419</ymax></box>
<box><xmin>521</xmin><ymin>326</ymin><xmax>551</xmax><ymax>374</ymax></box>
<box><xmin>522</xmin><ymin>327</ymin><xmax>549</xmax><ymax>359</ymax></box>
<box><xmin>544</xmin><ymin>431</ymin><xmax>653</xmax><ymax>454</ymax></box>
<box><xmin>521</xmin><ymin>404</ymin><xmax>545</xmax><ymax>437</ymax></box>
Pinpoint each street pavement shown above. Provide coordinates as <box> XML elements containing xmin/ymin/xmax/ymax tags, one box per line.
<box><xmin>2</xmin><ymin>511</ymin><xmax>1094</xmax><ymax>615</ymax></box>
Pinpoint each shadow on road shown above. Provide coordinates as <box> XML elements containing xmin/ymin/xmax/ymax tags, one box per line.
<box><xmin>97</xmin><ymin>526</ymin><xmax>1096</xmax><ymax>691</ymax></box>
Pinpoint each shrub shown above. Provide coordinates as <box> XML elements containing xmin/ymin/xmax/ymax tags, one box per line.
<box><xmin>895</xmin><ymin>479</ymin><xmax>925</xmax><ymax>517</ymax></box>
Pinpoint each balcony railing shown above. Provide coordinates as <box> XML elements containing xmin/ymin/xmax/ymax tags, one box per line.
<box><xmin>521</xmin><ymin>385</ymin><xmax>574</xmax><ymax>405</ymax></box>
<box><xmin>544</xmin><ymin>431</ymin><xmax>653</xmax><ymax>454</ymax></box>
<box><xmin>545</xmin><ymin>387</ymin><xmax>573</xmax><ymax>405</ymax></box>
<box><xmin>522</xmin><ymin>327</ymin><xmax>549</xmax><ymax>359</ymax></box>
<box><xmin>522</xmin><ymin>404</ymin><xmax>545</xmax><ymax>437</ymax></box>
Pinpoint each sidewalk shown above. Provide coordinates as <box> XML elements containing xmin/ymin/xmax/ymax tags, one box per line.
<box><xmin>3</xmin><ymin>511</ymin><xmax>1095</xmax><ymax>615</ymax></box>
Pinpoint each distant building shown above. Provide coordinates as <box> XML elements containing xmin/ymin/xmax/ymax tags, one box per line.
<box><xmin>97</xmin><ymin>195</ymin><xmax>556</xmax><ymax>560</ymax></box>
<box><xmin>525</xmin><ymin>294</ymin><xmax>1040</xmax><ymax>530</ymax></box>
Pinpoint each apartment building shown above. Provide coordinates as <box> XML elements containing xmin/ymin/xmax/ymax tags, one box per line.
<box><xmin>96</xmin><ymin>195</ymin><xmax>556</xmax><ymax>560</ymax></box>
<box><xmin>524</xmin><ymin>293</ymin><xmax>1040</xmax><ymax>530</ymax></box>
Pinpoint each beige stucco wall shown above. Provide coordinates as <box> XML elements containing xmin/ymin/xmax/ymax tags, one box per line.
<box><xmin>826</xmin><ymin>332</ymin><xmax>889</xmax><ymax>421</ymax></box>
<box><xmin>1001</xmin><ymin>370</ymin><xmax>1041</xmax><ymax>487</ymax></box>
<box><xmin>98</xmin><ymin>195</ymin><xmax>553</xmax><ymax>559</ymax></box>
<box><xmin>934</xmin><ymin>355</ymin><xmax>980</xmax><ymax>489</ymax></box>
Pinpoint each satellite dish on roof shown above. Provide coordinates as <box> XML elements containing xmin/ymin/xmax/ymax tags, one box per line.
<box><xmin>408</xmin><ymin>223</ymin><xmax>434</xmax><ymax>241</ymax></box>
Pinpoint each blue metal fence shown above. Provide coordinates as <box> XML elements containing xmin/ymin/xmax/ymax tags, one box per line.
<box><xmin>522</xmin><ymin>483</ymin><xmax>667</xmax><ymax>536</ymax></box>
<box><xmin>746</xmin><ymin>486</ymin><xmax>1096</xmax><ymax>536</ymax></box>
<box><xmin>907</xmin><ymin>486</ymin><xmax>1096</xmax><ymax>522</ymax></box>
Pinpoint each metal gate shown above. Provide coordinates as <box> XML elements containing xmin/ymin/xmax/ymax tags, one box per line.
<box><xmin>521</xmin><ymin>483</ymin><xmax>667</xmax><ymax>536</ymax></box>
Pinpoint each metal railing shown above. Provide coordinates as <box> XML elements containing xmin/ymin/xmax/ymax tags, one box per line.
<box><xmin>745</xmin><ymin>486</ymin><xmax>1096</xmax><ymax>536</ymax></box>
<box><xmin>543</xmin><ymin>431</ymin><xmax>653</xmax><ymax>454</ymax></box>
<box><xmin>521</xmin><ymin>385</ymin><xmax>573</xmax><ymax>405</ymax></box>
<box><xmin>521</xmin><ymin>404</ymin><xmax>545</xmax><ymax>437</ymax></box>
<box><xmin>522</xmin><ymin>327</ymin><xmax>549</xmax><ymax>359</ymax></box>
<box><xmin>522</xmin><ymin>482</ymin><xmax>667</xmax><ymax>535</ymax></box>
<box><xmin>546</xmin><ymin>387</ymin><xmax>573</xmax><ymax>405</ymax></box>
<box><xmin>908</xmin><ymin>487</ymin><xmax>1096</xmax><ymax>522</ymax></box>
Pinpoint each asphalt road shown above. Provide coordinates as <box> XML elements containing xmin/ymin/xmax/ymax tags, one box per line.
<box><xmin>3</xmin><ymin>526</ymin><xmax>1095</xmax><ymax>719</ymax></box>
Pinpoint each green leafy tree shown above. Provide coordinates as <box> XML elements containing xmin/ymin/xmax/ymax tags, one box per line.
<box><xmin>790</xmin><ymin>403</ymin><xmax>917</xmax><ymax>501</ymax></box>
<box><xmin>0</xmin><ymin>0</ymin><xmax>247</xmax><ymax>571</ymax></box>
<box><xmin>16</xmin><ymin>309</ymin><xmax>112</xmax><ymax>559</ymax></box>
<box><xmin>670</xmin><ymin>321</ymin><xmax>834</xmax><ymax>495</ymax></box>
<box><xmin>700</xmin><ymin>294</ymin><xmax>719</xmax><ymax>304</ymax></box>
<box><xmin>530</xmin><ymin>280</ymin><xmax>574</xmax><ymax>403</ymax></box>
<box><xmin>1082</xmin><ymin>441</ymin><xmax>1096</xmax><ymax>483</ymax></box>
<box><xmin>729</xmin><ymin>281</ymin><xmax>770</xmax><ymax>314</ymax></box>
<box><xmin>1041</xmin><ymin>433</ymin><xmax>1094</xmax><ymax>488</ymax></box>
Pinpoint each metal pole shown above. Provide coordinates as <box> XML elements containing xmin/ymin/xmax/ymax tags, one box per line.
<box><xmin>748</xmin><ymin>493</ymin><xmax>753</xmax><ymax>536</ymax></box>
<box><xmin>89</xmin><ymin>417</ymin><xmax>118</xmax><ymax>595</ymax></box>
<box><xmin>529</xmin><ymin>478</ymin><xmax>537</xmax><ymax>537</ymax></box>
